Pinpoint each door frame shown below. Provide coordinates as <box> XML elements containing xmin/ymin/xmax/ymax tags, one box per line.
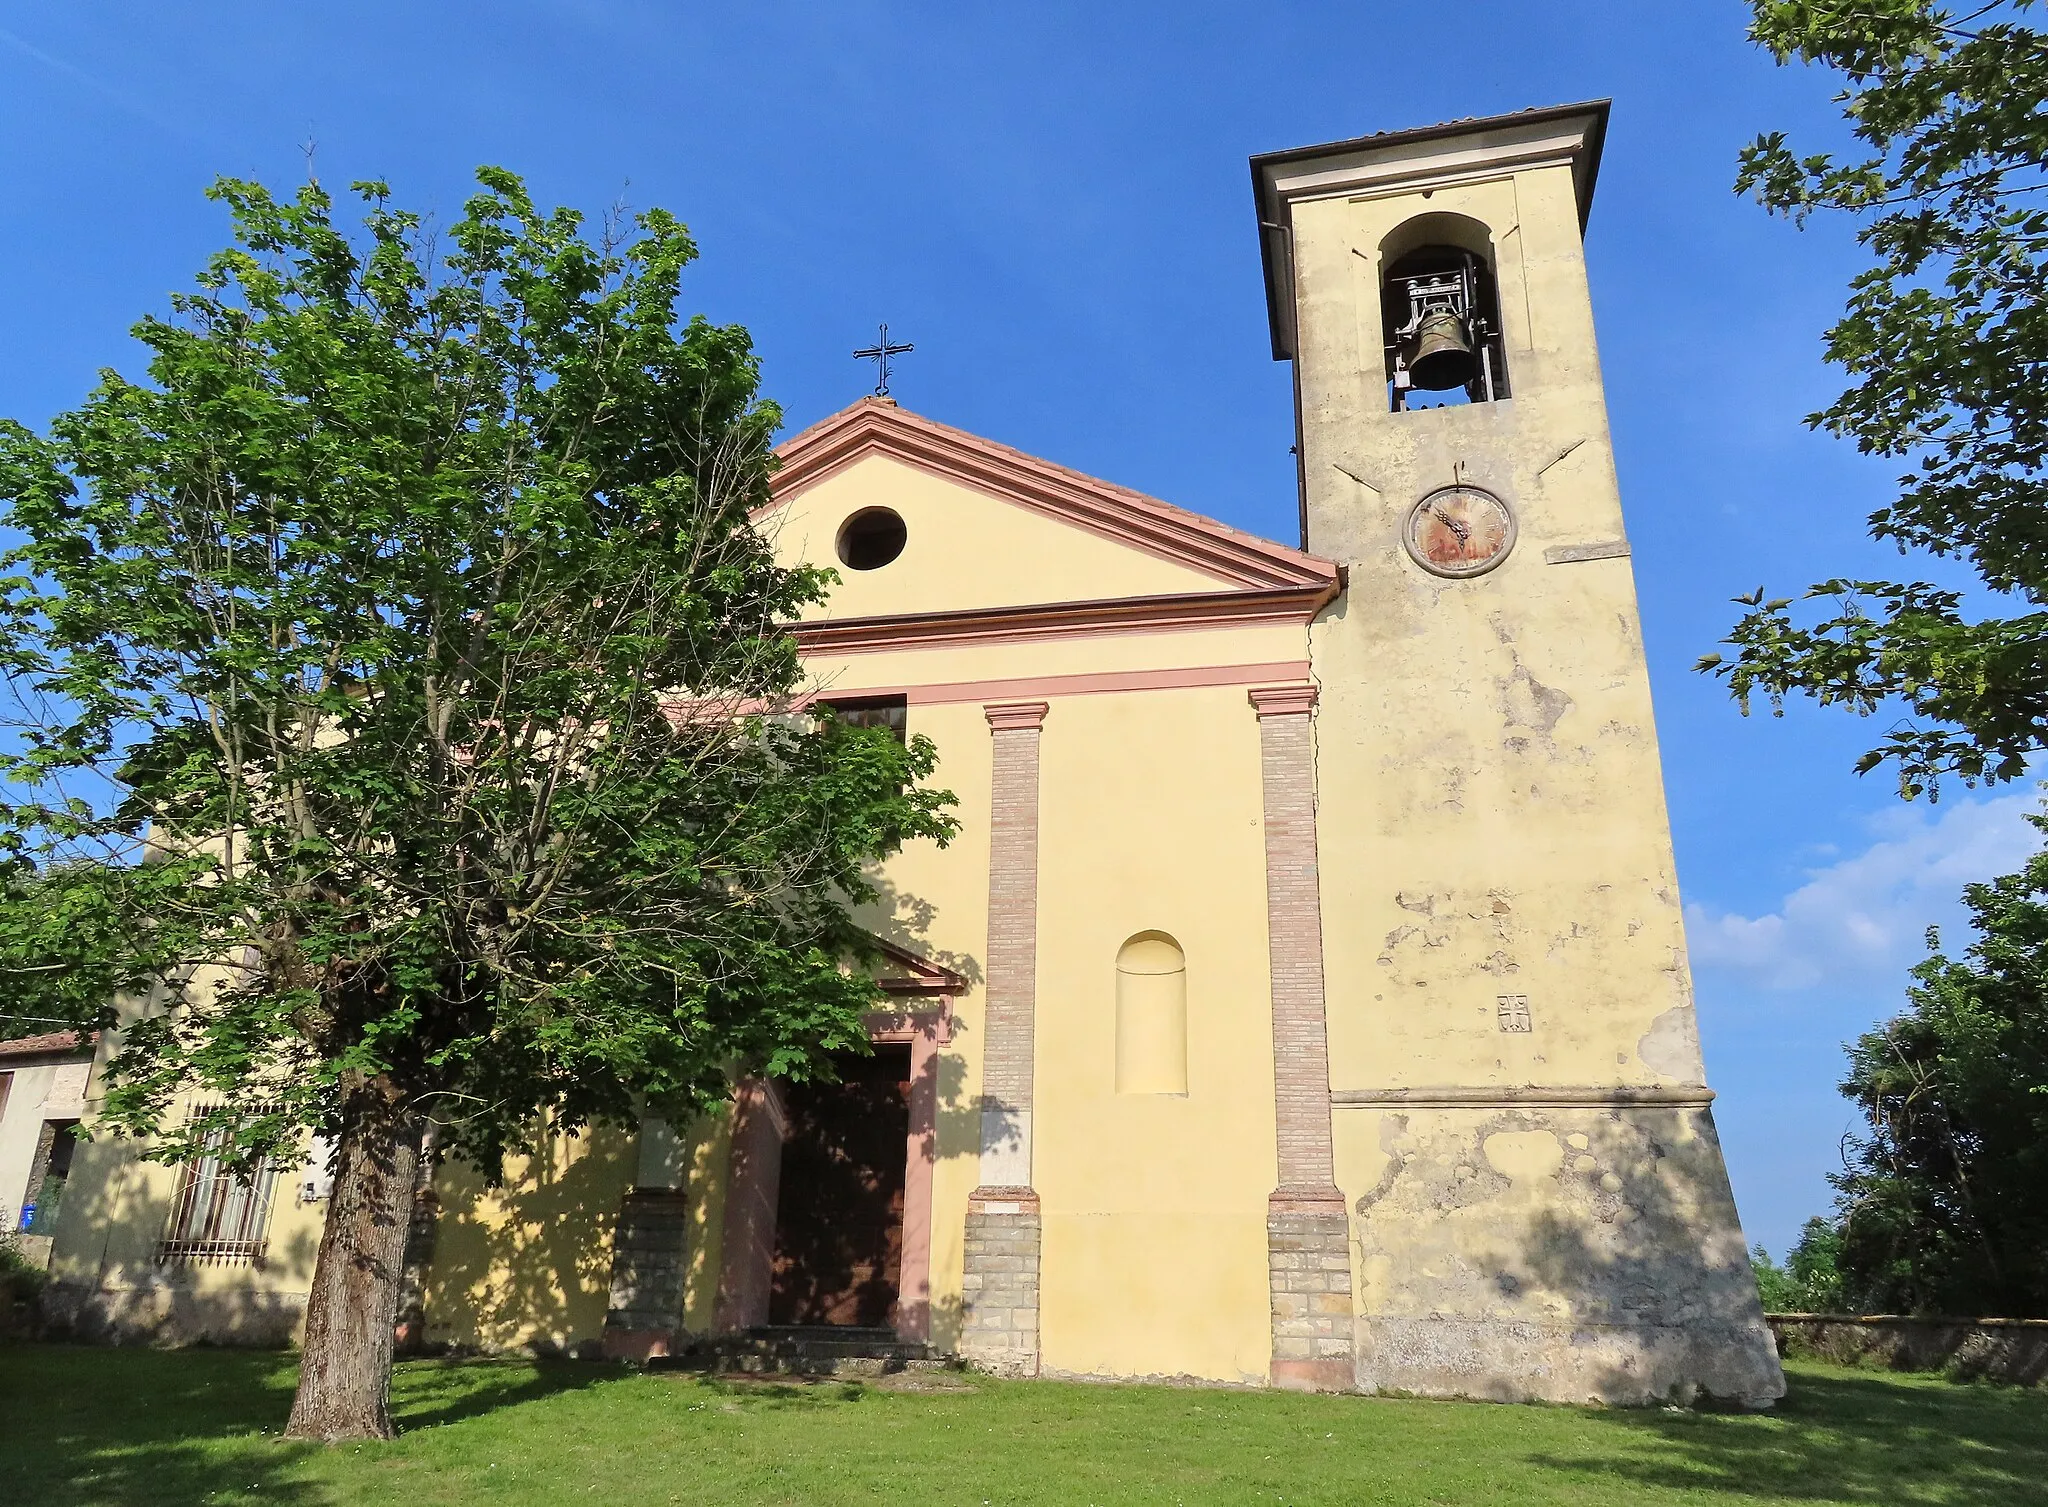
<box><xmin>714</xmin><ymin>940</ymin><xmax>961</xmax><ymax>1344</ymax></box>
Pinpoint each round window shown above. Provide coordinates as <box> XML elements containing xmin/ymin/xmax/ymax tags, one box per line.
<box><xmin>835</xmin><ymin>507</ymin><xmax>907</xmax><ymax>571</ymax></box>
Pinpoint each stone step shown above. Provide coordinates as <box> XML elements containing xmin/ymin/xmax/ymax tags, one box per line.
<box><xmin>655</xmin><ymin>1324</ymin><xmax>950</xmax><ymax>1378</ymax></box>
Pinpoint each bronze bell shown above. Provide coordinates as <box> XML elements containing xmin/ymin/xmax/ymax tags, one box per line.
<box><xmin>1407</xmin><ymin>310</ymin><xmax>1479</xmax><ymax>390</ymax></box>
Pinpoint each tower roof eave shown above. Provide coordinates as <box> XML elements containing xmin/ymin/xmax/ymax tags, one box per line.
<box><xmin>1249</xmin><ymin>100</ymin><xmax>1611</xmax><ymax>361</ymax></box>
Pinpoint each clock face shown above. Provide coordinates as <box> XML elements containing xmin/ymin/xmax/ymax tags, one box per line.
<box><xmin>1403</xmin><ymin>485</ymin><xmax>1516</xmax><ymax>578</ymax></box>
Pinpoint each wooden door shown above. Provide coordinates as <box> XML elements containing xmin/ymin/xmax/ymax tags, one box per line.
<box><xmin>768</xmin><ymin>1044</ymin><xmax>911</xmax><ymax>1327</ymax></box>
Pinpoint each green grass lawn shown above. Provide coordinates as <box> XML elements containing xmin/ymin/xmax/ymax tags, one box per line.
<box><xmin>1</xmin><ymin>1345</ymin><xmax>2043</xmax><ymax>1506</ymax></box>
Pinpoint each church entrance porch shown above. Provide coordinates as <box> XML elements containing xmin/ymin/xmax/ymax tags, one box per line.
<box><xmin>768</xmin><ymin>1043</ymin><xmax>911</xmax><ymax>1329</ymax></box>
<box><xmin>709</xmin><ymin>962</ymin><xmax>955</xmax><ymax>1350</ymax></box>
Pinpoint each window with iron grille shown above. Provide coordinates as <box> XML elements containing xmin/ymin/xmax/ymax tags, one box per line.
<box><xmin>157</xmin><ymin>1107</ymin><xmax>282</xmax><ymax>1267</ymax></box>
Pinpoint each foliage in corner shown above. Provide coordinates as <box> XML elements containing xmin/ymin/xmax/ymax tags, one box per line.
<box><xmin>1790</xmin><ymin>804</ymin><xmax>2048</xmax><ymax>1318</ymax></box>
<box><xmin>0</xmin><ymin>1231</ymin><xmax>50</xmax><ymax>1304</ymax></box>
<box><xmin>1752</xmin><ymin>1217</ymin><xmax>1849</xmax><ymax>1312</ymax></box>
<box><xmin>0</xmin><ymin>169</ymin><xmax>955</xmax><ymax>1436</ymax></box>
<box><xmin>1701</xmin><ymin>2</ymin><xmax>2048</xmax><ymax>798</ymax></box>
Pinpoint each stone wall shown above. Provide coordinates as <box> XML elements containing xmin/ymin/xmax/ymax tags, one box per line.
<box><xmin>1770</xmin><ymin>1314</ymin><xmax>2048</xmax><ymax>1387</ymax></box>
<box><xmin>602</xmin><ymin>1189</ymin><xmax>689</xmax><ymax>1359</ymax></box>
<box><xmin>960</xmin><ymin>1195</ymin><xmax>1039</xmax><ymax>1377</ymax></box>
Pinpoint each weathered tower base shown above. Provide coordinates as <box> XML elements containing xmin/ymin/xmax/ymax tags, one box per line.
<box><xmin>1348</xmin><ymin>1103</ymin><xmax>1781</xmax><ymax>1406</ymax></box>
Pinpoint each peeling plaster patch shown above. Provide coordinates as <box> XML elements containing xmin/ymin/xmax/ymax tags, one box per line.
<box><xmin>1500</xmin><ymin>663</ymin><xmax>1573</xmax><ymax>736</ymax></box>
<box><xmin>1637</xmin><ymin>1006</ymin><xmax>1704</xmax><ymax>1082</ymax></box>
<box><xmin>1482</xmin><ymin>1130</ymin><xmax>1564</xmax><ymax>1185</ymax></box>
<box><xmin>1480</xmin><ymin>950</ymin><xmax>1519</xmax><ymax>976</ymax></box>
<box><xmin>1545</xmin><ymin>921</ymin><xmax>1588</xmax><ymax>961</ymax></box>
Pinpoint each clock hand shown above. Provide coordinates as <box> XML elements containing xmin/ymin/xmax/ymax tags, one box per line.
<box><xmin>1427</xmin><ymin>504</ymin><xmax>1471</xmax><ymax>545</ymax></box>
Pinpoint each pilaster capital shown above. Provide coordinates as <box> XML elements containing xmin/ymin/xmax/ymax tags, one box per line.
<box><xmin>985</xmin><ymin>700</ymin><xmax>1050</xmax><ymax>732</ymax></box>
<box><xmin>1248</xmin><ymin>684</ymin><xmax>1318</xmax><ymax>718</ymax></box>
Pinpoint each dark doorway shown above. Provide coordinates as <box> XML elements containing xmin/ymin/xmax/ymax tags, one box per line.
<box><xmin>768</xmin><ymin>1044</ymin><xmax>910</xmax><ymax>1327</ymax></box>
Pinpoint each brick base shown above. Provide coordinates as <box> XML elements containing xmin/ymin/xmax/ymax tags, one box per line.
<box><xmin>961</xmin><ymin>1187</ymin><xmax>1040</xmax><ymax>1377</ymax></box>
<box><xmin>603</xmin><ymin>1188</ymin><xmax>690</xmax><ymax>1358</ymax></box>
<box><xmin>1268</xmin><ymin>1188</ymin><xmax>1354</xmax><ymax>1391</ymax></box>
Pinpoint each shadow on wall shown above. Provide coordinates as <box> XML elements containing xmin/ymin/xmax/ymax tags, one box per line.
<box><xmin>1355</xmin><ymin>1106</ymin><xmax>1782</xmax><ymax>1405</ymax></box>
<box><xmin>1512</xmin><ymin>1109</ymin><xmax>1780</xmax><ymax>1403</ymax></box>
<box><xmin>423</xmin><ymin>1125</ymin><xmax>635</xmax><ymax>1356</ymax></box>
<box><xmin>865</xmin><ymin>871</ymin><xmax>985</xmax><ymax>1174</ymax></box>
<box><xmin>868</xmin><ymin>871</ymin><xmax>985</xmax><ymax>996</ymax></box>
<box><xmin>1528</xmin><ymin>1367</ymin><xmax>2048</xmax><ymax>1506</ymax></box>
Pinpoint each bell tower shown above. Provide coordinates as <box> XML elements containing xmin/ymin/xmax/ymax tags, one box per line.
<box><xmin>1252</xmin><ymin>104</ymin><xmax>1784</xmax><ymax>1405</ymax></box>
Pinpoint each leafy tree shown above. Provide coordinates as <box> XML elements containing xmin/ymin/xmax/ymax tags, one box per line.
<box><xmin>1701</xmin><ymin>2</ymin><xmax>2048</xmax><ymax>798</ymax></box>
<box><xmin>1785</xmin><ymin>1216</ymin><xmax>1850</xmax><ymax>1310</ymax></box>
<box><xmin>1751</xmin><ymin>1217</ymin><xmax>1849</xmax><ymax>1311</ymax></box>
<box><xmin>1822</xmin><ymin>809</ymin><xmax>2048</xmax><ymax>1315</ymax></box>
<box><xmin>1749</xmin><ymin>1245</ymin><xmax>1804</xmax><ymax>1311</ymax></box>
<box><xmin>0</xmin><ymin>171</ymin><xmax>955</xmax><ymax>1439</ymax></box>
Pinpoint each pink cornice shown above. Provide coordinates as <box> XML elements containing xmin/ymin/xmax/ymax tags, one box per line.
<box><xmin>663</xmin><ymin>661</ymin><xmax>1311</xmax><ymax>725</ymax></box>
<box><xmin>793</xmin><ymin>581</ymin><xmax>1338</xmax><ymax>656</ymax></box>
<box><xmin>811</xmin><ymin>659</ymin><xmax>1311</xmax><ymax>710</ymax></box>
<box><xmin>768</xmin><ymin>399</ymin><xmax>1340</xmax><ymax>593</ymax></box>
<box><xmin>1248</xmin><ymin>684</ymin><xmax>1319</xmax><ymax>717</ymax></box>
<box><xmin>984</xmin><ymin>701</ymin><xmax>1050</xmax><ymax>732</ymax></box>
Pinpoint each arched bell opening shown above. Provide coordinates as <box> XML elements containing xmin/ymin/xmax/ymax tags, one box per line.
<box><xmin>1378</xmin><ymin>214</ymin><xmax>1510</xmax><ymax>412</ymax></box>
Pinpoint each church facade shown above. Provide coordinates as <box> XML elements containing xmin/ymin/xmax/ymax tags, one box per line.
<box><xmin>42</xmin><ymin>103</ymin><xmax>1783</xmax><ymax>1406</ymax></box>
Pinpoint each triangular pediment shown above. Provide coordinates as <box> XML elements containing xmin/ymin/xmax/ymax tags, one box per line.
<box><xmin>760</xmin><ymin>400</ymin><xmax>1336</xmax><ymax>625</ymax></box>
<box><xmin>866</xmin><ymin>934</ymin><xmax>965</xmax><ymax>997</ymax></box>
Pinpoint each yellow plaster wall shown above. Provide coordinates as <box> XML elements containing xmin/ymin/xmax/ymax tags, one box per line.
<box><xmin>764</xmin><ymin>454</ymin><xmax>1230</xmax><ymax>619</ymax></box>
<box><xmin>678</xmin><ymin>1108</ymin><xmax>735</xmax><ymax>1334</ymax></box>
<box><xmin>422</xmin><ymin>1123</ymin><xmax>634</xmax><ymax>1354</ymax></box>
<box><xmin>1031</xmin><ymin>685</ymin><xmax>1278</xmax><ymax>1383</ymax></box>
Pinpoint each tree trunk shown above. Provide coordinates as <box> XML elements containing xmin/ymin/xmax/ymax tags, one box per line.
<box><xmin>286</xmin><ymin>1085</ymin><xmax>425</xmax><ymax>1442</ymax></box>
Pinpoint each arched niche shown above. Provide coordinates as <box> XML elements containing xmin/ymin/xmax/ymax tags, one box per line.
<box><xmin>1115</xmin><ymin>931</ymin><xmax>1188</xmax><ymax>1095</ymax></box>
<box><xmin>1377</xmin><ymin>211</ymin><xmax>1510</xmax><ymax>411</ymax></box>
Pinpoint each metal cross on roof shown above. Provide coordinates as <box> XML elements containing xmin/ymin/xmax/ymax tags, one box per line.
<box><xmin>853</xmin><ymin>323</ymin><xmax>913</xmax><ymax>396</ymax></box>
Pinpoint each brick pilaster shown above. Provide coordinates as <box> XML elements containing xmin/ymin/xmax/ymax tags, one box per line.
<box><xmin>1250</xmin><ymin>684</ymin><xmax>1354</xmax><ymax>1391</ymax></box>
<box><xmin>962</xmin><ymin>700</ymin><xmax>1048</xmax><ymax>1376</ymax></box>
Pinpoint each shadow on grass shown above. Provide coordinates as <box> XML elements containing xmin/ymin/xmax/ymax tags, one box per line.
<box><xmin>679</xmin><ymin>1374</ymin><xmax>872</xmax><ymax>1411</ymax></box>
<box><xmin>1527</xmin><ymin>1365</ymin><xmax>2048</xmax><ymax>1506</ymax></box>
<box><xmin>0</xmin><ymin>1345</ymin><xmax>314</xmax><ymax>1507</ymax></box>
<box><xmin>0</xmin><ymin>1344</ymin><xmax>623</xmax><ymax>1507</ymax></box>
<box><xmin>389</xmin><ymin>1354</ymin><xmax>617</xmax><ymax>1432</ymax></box>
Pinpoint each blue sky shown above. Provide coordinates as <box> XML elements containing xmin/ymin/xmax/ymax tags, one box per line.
<box><xmin>0</xmin><ymin>1</ymin><xmax>2030</xmax><ymax>1257</ymax></box>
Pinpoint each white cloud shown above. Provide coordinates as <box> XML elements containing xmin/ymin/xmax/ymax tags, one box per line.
<box><xmin>1686</xmin><ymin>787</ymin><xmax>2043</xmax><ymax>991</ymax></box>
